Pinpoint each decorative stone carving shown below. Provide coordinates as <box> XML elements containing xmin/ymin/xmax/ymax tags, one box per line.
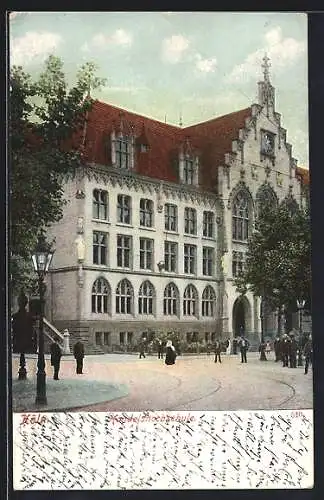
<box><xmin>251</xmin><ymin>165</ymin><xmax>258</xmax><ymax>180</ymax></box>
<box><xmin>276</xmin><ymin>172</ymin><xmax>283</xmax><ymax>187</ymax></box>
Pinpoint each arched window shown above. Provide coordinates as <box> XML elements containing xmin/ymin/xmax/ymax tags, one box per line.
<box><xmin>232</xmin><ymin>191</ymin><xmax>250</xmax><ymax>241</ymax></box>
<box><xmin>183</xmin><ymin>284</ymin><xmax>198</xmax><ymax>316</ymax></box>
<box><xmin>138</xmin><ymin>281</ymin><xmax>154</xmax><ymax>315</ymax></box>
<box><xmin>91</xmin><ymin>277</ymin><xmax>110</xmax><ymax>313</ymax></box>
<box><xmin>202</xmin><ymin>286</ymin><xmax>216</xmax><ymax>317</ymax></box>
<box><xmin>256</xmin><ymin>185</ymin><xmax>277</xmax><ymax>218</ymax></box>
<box><xmin>116</xmin><ymin>279</ymin><xmax>133</xmax><ymax>314</ymax></box>
<box><xmin>163</xmin><ymin>283</ymin><xmax>179</xmax><ymax>316</ymax></box>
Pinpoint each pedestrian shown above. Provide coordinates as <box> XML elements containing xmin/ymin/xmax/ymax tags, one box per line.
<box><xmin>214</xmin><ymin>339</ymin><xmax>222</xmax><ymax>363</ymax></box>
<box><xmin>266</xmin><ymin>340</ymin><xmax>271</xmax><ymax>355</ymax></box>
<box><xmin>50</xmin><ymin>341</ymin><xmax>62</xmax><ymax>380</ymax></box>
<box><xmin>157</xmin><ymin>339</ymin><xmax>163</xmax><ymax>359</ymax></box>
<box><xmin>239</xmin><ymin>336</ymin><xmax>249</xmax><ymax>363</ymax></box>
<box><xmin>259</xmin><ymin>341</ymin><xmax>267</xmax><ymax>361</ymax></box>
<box><xmin>165</xmin><ymin>340</ymin><xmax>176</xmax><ymax>365</ymax></box>
<box><xmin>226</xmin><ymin>338</ymin><xmax>231</xmax><ymax>355</ymax></box>
<box><xmin>304</xmin><ymin>335</ymin><xmax>313</xmax><ymax>375</ymax></box>
<box><xmin>73</xmin><ymin>341</ymin><xmax>85</xmax><ymax>374</ymax></box>
<box><xmin>139</xmin><ymin>337</ymin><xmax>146</xmax><ymax>359</ymax></box>
<box><xmin>289</xmin><ymin>335</ymin><xmax>298</xmax><ymax>368</ymax></box>
<box><xmin>274</xmin><ymin>336</ymin><xmax>281</xmax><ymax>362</ymax></box>
<box><xmin>206</xmin><ymin>342</ymin><xmax>211</xmax><ymax>356</ymax></box>
<box><xmin>281</xmin><ymin>334</ymin><xmax>290</xmax><ymax>367</ymax></box>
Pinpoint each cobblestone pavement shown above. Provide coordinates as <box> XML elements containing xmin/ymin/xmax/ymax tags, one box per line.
<box><xmin>12</xmin><ymin>352</ymin><xmax>313</xmax><ymax>412</ymax></box>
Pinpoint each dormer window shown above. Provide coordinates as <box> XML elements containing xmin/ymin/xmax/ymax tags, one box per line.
<box><xmin>116</xmin><ymin>135</ymin><xmax>131</xmax><ymax>169</ymax></box>
<box><xmin>184</xmin><ymin>157</ymin><xmax>194</xmax><ymax>185</ymax></box>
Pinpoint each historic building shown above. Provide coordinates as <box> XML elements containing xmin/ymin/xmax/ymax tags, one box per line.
<box><xmin>44</xmin><ymin>56</ymin><xmax>309</xmax><ymax>352</ymax></box>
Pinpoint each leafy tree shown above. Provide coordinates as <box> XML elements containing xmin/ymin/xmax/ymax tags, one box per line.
<box><xmin>10</xmin><ymin>55</ymin><xmax>106</xmax><ymax>298</ymax></box>
<box><xmin>235</xmin><ymin>196</ymin><xmax>311</xmax><ymax>316</ymax></box>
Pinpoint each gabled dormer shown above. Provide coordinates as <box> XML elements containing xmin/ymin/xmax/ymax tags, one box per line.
<box><xmin>179</xmin><ymin>136</ymin><xmax>199</xmax><ymax>186</ymax></box>
<box><xmin>111</xmin><ymin>111</ymin><xmax>135</xmax><ymax>170</ymax></box>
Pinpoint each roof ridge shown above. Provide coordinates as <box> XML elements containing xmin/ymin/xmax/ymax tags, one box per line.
<box><xmin>183</xmin><ymin>107</ymin><xmax>251</xmax><ymax>129</ymax></box>
<box><xmin>94</xmin><ymin>99</ymin><xmax>181</xmax><ymax>131</ymax></box>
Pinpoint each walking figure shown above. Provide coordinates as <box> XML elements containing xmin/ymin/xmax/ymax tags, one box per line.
<box><xmin>73</xmin><ymin>341</ymin><xmax>85</xmax><ymax>374</ymax></box>
<box><xmin>165</xmin><ymin>340</ymin><xmax>176</xmax><ymax>365</ymax></box>
<box><xmin>274</xmin><ymin>336</ymin><xmax>281</xmax><ymax>362</ymax></box>
<box><xmin>139</xmin><ymin>338</ymin><xmax>146</xmax><ymax>359</ymax></box>
<box><xmin>281</xmin><ymin>334</ymin><xmax>290</xmax><ymax>367</ymax></box>
<box><xmin>50</xmin><ymin>341</ymin><xmax>62</xmax><ymax>380</ymax></box>
<box><xmin>266</xmin><ymin>341</ymin><xmax>271</xmax><ymax>355</ymax></box>
<box><xmin>214</xmin><ymin>339</ymin><xmax>222</xmax><ymax>363</ymax></box>
<box><xmin>289</xmin><ymin>335</ymin><xmax>298</xmax><ymax>368</ymax></box>
<box><xmin>157</xmin><ymin>339</ymin><xmax>163</xmax><ymax>359</ymax></box>
<box><xmin>239</xmin><ymin>336</ymin><xmax>249</xmax><ymax>363</ymax></box>
<box><xmin>304</xmin><ymin>335</ymin><xmax>313</xmax><ymax>375</ymax></box>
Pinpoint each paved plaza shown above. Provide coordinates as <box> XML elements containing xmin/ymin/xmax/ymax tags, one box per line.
<box><xmin>12</xmin><ymin>352</ymin><xmax>313</xmax><ymax>412</ymax></box>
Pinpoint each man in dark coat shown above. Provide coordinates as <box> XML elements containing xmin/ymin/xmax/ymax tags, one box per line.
<box><xmin>289</xmin><ymin>335</ymin><xmax>298</xmax><ymax>368</ymax></box>
<box><xmin>50</xmin><ymin>341</ymin><xmax>62</xmax><ymax>380</ymax></box>
<box><xmin>239</xmin><ymin>336</ymin><xmax>249</xmax><ymax>363</ymax></box>
<box><xmin>214</xmin><ymin>339</ymin><xmax>222</xmax><ymax>363</ymax></box>
<box><xmin>233</xmin><ymin>337</ymin><xmax>238</xmax><ymax>355</ymax></box>
<box><xmin>139</xmin><ymin>338</ymin><xmax>146</xmax><ymax>359</ymax></box>
<box><xmin>157</xmin><ymin>339</ymin><xmax>163</xmax><ymax>359</ymax></box>
<box><xmin>73</xmin><ymin>341</ymin><xmax>85</xmax><ymax>374</ymax></box>
<box><xmin>304</xmin><ymin>335</ymin><xmax>313</xmax><ymax>375</ymax></box>
<box><xmin>281</xmin><ymin>334</ymin><xmax>291</xmax><ymax>367</ymax></box>
<box><xmin>274</xmin><ymin>336</ymin><xmax>281</xmax><ymax>362</ymax></box>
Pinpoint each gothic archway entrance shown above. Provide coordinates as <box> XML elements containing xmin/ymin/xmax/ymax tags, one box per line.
<box><xmin>232</xmin><ymin>296</ymin><xmax>252</xmax><ymax>338</ymax></box>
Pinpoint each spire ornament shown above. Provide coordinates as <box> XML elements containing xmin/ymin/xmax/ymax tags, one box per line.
<box><xmin>262</xmin><ymin>54</ymin><xmax>271</xmax><ymax>83</ymax></box>
<box><xmin>258</xmin><ymin>54</ymin><xmax>275</xmax><ymax>112</ymax></box>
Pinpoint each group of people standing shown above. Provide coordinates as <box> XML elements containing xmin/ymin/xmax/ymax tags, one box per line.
<box><xmin>139</xmin><ymin>337</ymin><xmax>178</xmax><ymax>365</ymax></box>
<box><xmin>273</xmin><ymin>333</ymin><xmax>313</xmax><ymax>374</ymax></box>
<box><xmin>50</xmin><ymin>340</ymin><xmax>85</xmax><ymax>380</ymax></box>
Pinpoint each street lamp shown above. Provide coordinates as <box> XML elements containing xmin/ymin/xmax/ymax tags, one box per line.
<box><xmin>296</xmin><ymin>298</ymin><xmax>306</xmax><ymax>367</ymax></box>
<box><xmin>32</xmin><ymin>234</ymin><xmax>55</xmax><ymax>405</ymax></box>
<box><xmin>260</xmin><ymin>296</ymin><xmax>267</xmax><ymax>361</ymax></box>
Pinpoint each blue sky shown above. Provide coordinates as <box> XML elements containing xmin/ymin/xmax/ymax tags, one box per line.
<box><xmin>9</xmin><ymin>11</ymin><xmax>308</xmax><ymax>166</ymax></box>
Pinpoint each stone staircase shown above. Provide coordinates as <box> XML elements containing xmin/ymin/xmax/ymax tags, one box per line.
<box><xmin>43</xmin><ymin>319</ymin><xmax>104</xmax><ymax>355</ymax></box>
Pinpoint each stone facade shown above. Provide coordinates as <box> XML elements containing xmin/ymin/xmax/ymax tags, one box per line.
<box><xmin>44</xmin><ymin>58</ymin><xmax>309</xmax><ymax>352</ymax></box>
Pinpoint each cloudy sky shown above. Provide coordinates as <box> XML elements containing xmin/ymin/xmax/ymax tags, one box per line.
<box><xmin>9</xmin><ymin>11</ymin><xmax>308</xmax><ymax>166</ymax></box>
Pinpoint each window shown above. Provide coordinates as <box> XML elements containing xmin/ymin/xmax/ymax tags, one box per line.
<box><xmin>232</xmin><ymin>192</ymin><xmax>249</xmax><ymax>241</ymax></box>
<box><xmin>164</xmin><ymin>241</ymin><xmax>178</xmax><ymax>272</ymax></box>
<box><xmin>184</xmin><ymin>207</ymin><xmax>197</xmax><ymax>235</ymax></box>
<box><xmin>163</xmin><ymin>283</ymin><xmax>179</xmax><ymax>315</ymax></box>
<box><xmin>164</xmin><ymin>204</ymin><xmax>178</xmax><ymax>231</ymax></box>
<box><xmin>140</xmin><ymin>198</ymin><xmax>154</xmax><ymax>227</ymax></box>
<box><xmin>203</xmin><ymin>211</ymin><xmax>214</xmax><ymax>238</ymax></box>
<box><xmin>127</xmin><ymin>332</ymin><xmax>133</xmax><ymax>344</ymax></box>
<box><xmin>184</xmin><ymin>157</ymin><xmax>194</xmax><ymax>185</ymax></box>
<box><xmin>202</xmin><ymin>286</ymin><xmax>215</xmax><ymax>317</ymax></box>
<box><xmin>119</xmin><ymin>332</ymin><xmax>126</xmax><ymax>345</ymax></box>
<box><xmin>116</xmin><ymin>279</ymin><xmax>133</xmax><ymax>314</ymax></box>
<box><xmin>103</xmin><ymin>332</ymin><xmax>110</xmax><ymax>345</ymax></box>
<box><xmin>256</xmin><ymin>185</ymin><xmax>277</xmax><ymax>218</ymax></box>
<box><xmin>183</xmin><ymin>285</ymin><xmax>198</xmax><ymax>316</ymax></box>
<box><xmin>203</xmin><ymin>247</ymin><xmax>214</xmax><ymax>276</ymax></box>
<box><xmin>140</xmin><ymin>238</ymin><xmax>153</xmax><ymax>270</ymax></box>
<box><xmin>93</xmin><ymin>231</ymin><xmax>107</xmax><ymax>265</ymax></box>
<box><xmin>91</xmin><ymin>278</ymin><xmax>109</xmax><ymax>313</ymax></box>
<box><xmin>117</xmin><ymin>235</ymin><xmax>132</xmax><ymax>268</ymax></box>
<box><xmin>117</xmin><ymin>194</ymin><xmax>131</xmax><ymax>224</ymax></box>
<box><xmin>116</xmin><ymin>136</ymin><xmax>131</xmax><ymax>169</ymax></box>
<box><xmin>232</xmin><ymin>251</ymin><xmax>245</xmax><ymax>277</ymax></box>
<box><xmin>95</xmin><ymin>332</ymin><xmax>102</xmax><ymax>345</ymax></box>
<box><xmin>261</xmin><ymin>130</ymin><xmax>275</xmax><ymax>157</ymax></box>
<box><xmin>184</xmin><ymin>244</ymin><xmax>196</xmax><ymax>274</ymax></box>
<box><xmin>93</xmin><ymin>189</ymin><xmax>108</xmax><ymax>220</ymax></box>
<box><xmin>138</xmin><ymin>281</ymin><xmax>154</xmax><ymax>314</ymax></box>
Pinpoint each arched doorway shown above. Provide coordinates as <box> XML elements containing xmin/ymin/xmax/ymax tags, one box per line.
<box><xmin>232</xmin><ymin>296</ymin><xmax>252</xmax><ymax>338</ymax></box>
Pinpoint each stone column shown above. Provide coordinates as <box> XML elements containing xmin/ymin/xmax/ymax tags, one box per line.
<box><xmin>63</xmin><ymin>329</ymin><xmax>71</xmax><ymax>355</ymax></box>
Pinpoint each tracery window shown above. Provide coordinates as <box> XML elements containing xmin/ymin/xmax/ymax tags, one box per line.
<box><xmin>232</xmin><ymin>191</ymin><xmax>250</xmax><ymax>241</ymax></box>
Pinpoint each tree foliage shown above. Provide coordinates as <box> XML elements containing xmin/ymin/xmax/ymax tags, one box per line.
<box><xmin>235</xmin><ymin>196</ymin><xmax>311</xmax><ymax>312</ymax></box>
<box><xmin>10</xmin><ymin>55</ymin><xmax>106</xmax><ymax>296</ymax></box>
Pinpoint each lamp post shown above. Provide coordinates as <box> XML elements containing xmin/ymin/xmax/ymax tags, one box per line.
<box><xmin>297</xmin><ymin>298</ymin><xmax>306</xmax><ymax>367</ymax></box>
<box><xmin>32</xmin><ymin>234</ymin><xmax>55</xmax><ymax>405</ymax></box>
<box><xmin>260</xmin><ymin>296</ymin><xmax>267</xmax><ymax>361</ymax></box>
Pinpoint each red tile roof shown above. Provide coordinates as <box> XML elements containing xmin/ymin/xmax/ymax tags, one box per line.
<box><xmin>83</xmin><ymin>100</ymin><xmax>253</xmax><ymax>191</ymax></box>
<box><xmin>296</xmin><ymin>166</ymin><xmax>309</xmax><ymax>186</ymax></box>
